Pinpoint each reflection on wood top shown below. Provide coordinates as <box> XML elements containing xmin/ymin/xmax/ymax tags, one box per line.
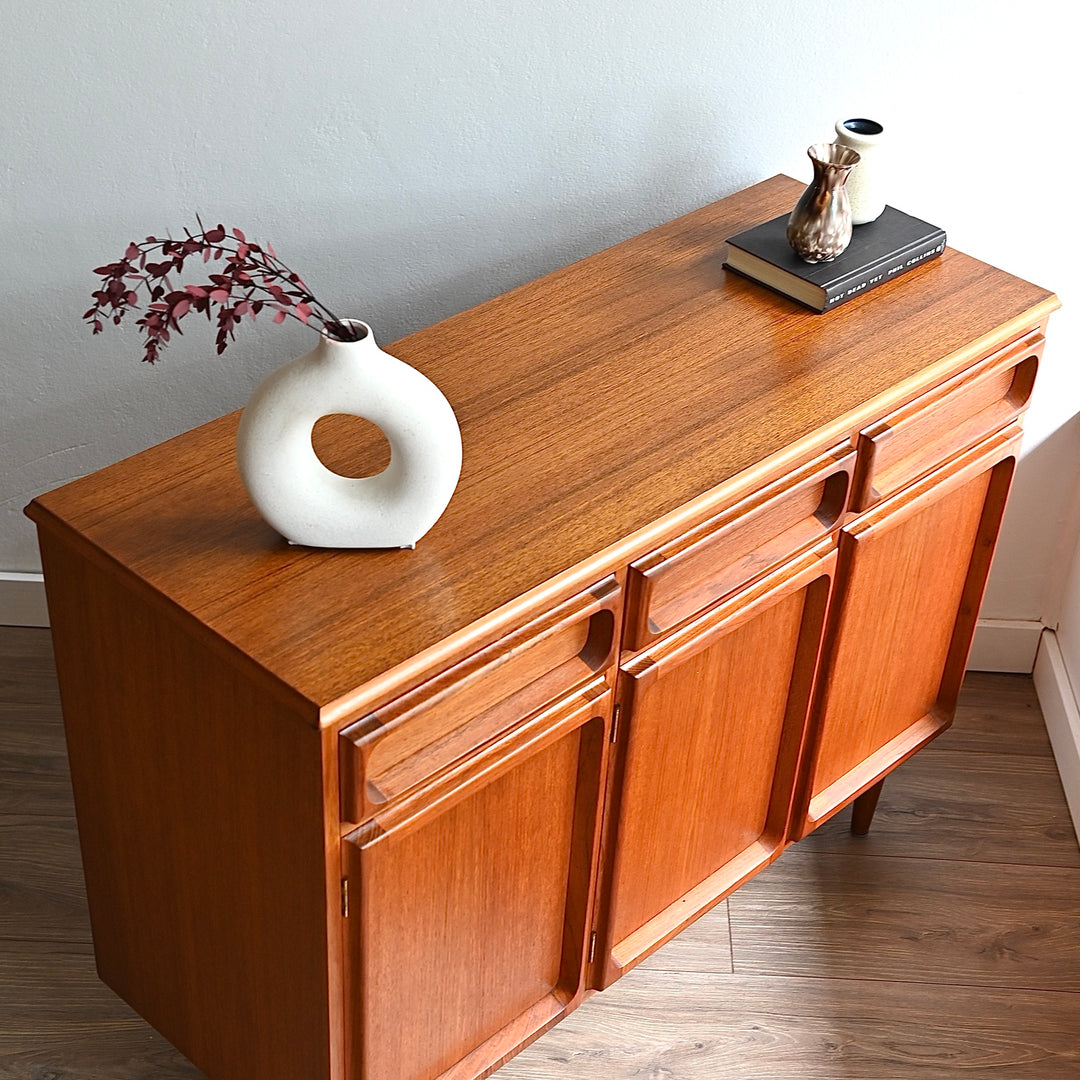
<box><xmin>27</xmin><ymin>176</ymin><xmax>1058</xmax><ymax>714</ymax></box>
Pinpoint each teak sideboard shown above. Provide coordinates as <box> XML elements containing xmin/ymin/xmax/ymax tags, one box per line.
<box><xmin>27</xmin><ymin>176</ymin><xmax>1059</xmax><ymax>1080</ymax></box>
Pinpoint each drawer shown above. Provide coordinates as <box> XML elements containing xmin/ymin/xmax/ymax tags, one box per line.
<box><xmin>625</xmin><ymin>444</ymin><xmax>855</xmax><ymax>650</ymax></box>
<box><xmin>851</xmin><ymin>330</ymin><xmax>1042</xmax><ymax>512</ymax></box>
<box><xmin>339</xmin><ymin>576</ymin><xmax>619</xmax><ymax>823</ymax></box>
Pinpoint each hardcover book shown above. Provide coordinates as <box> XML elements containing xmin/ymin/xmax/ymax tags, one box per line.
<box><xmin>723</xmin><ymin>206</ymin><xmax>946</xmax><ymax>312</ymax></box>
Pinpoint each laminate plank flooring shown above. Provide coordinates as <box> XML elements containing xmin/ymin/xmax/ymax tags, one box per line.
<box><xmin>2</xmin><ymin>626</ymin><xmax>1078</xmax><ymax>1079</ymax></box>
<box><xmin>0</xmin><ymin>628</ymin><xmax>206</xmax><ymax>1080</ymax></box>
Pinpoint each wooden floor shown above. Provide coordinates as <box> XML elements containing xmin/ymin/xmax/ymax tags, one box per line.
<box><xmin>2</xmin><ymin>626</ymin><xmax>1079</xmax><ymax>1078</ymax></box>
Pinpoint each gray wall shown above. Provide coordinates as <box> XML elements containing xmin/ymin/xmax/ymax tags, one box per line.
<box><xmin>3</xmin><ymin>0</ymin><xmax>1077</xmax><ymax>625</ymax></box>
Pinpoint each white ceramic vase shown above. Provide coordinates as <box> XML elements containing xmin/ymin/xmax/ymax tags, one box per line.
<box><xmin>236</xmin><ymin>321</ymin><xmax>462</xmax><ymax>549</ymax></box>
<box><xmin>833</xmin><ymin>118</ymin><xmax>886</xmax><ymax>225</ymax></box>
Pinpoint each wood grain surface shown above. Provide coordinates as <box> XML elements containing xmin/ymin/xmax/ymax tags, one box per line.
<box><xmin>498</xmin><ymin>972</ymin><xmax>1080</xmax><ymax>1079</ymax></box>
<box><xmin>25</xmin><ymin>176</ymin><xmax>1058</xmax><ymax>712</ymax></box>
<box><xmin>728</xmin><ymin>849</ymin><xmax>1080</xmax><ymax>990</ymax></box>
<box><xmin>949</xmin><ymin>671</ymin><xmax>1054</xmax><ymax>754</ymax></box>
<box><xmin>346</xmin><ymin>700</ymin><xmax>605</xmax><ymax>1080</ymax></box>
<box><xmin>4</xmin><ymin>628</ymin><xmax>1079</xmax><ymax>1079</ymax></box>
<box><xmin>12</xmin><ymin>177</ymin><xmax>1066</xmax><ymax>1080</ymax></box>
<box><xmin>797</xmin><ymin>429</ymin><xmax>1019</xmax><ymax>835</ymax></box>
<box><xmin>33</xmin><ymin>542</ymin><xmax>334</xmax><ymax>1080</ymax></box>
<box><xmin>599</xmin><ymin>555</ymin><xmax>832</xmax><ymax>980</ymax></box>
<box><xmin>800</xmin><ymin>747</ymin><xmax>1080</xmax><ymax>866</ymax></box>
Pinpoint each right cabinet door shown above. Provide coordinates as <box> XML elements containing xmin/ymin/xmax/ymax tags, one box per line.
<box><xmin>794</xmin><ymin>424</ymin><xmax>1023</xmax><ymax>838</ymax></box>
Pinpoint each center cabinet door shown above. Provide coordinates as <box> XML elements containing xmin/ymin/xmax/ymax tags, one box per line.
<box><xmin>342</xmin><ymin>685</ymin><xmax>610</xmax><ymax>1080</ymax></box>
<box><xmin>593</xmin><ymin>548</ymin><xmax>834</xmax><ymax>989</ymax></box>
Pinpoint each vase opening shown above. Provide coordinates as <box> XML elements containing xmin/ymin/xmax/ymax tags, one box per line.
<box><xmin>842</xmin><ymin>118</ymin><xmax>884</xmax><ymax>137</ymax></box>
<box><xmin>326</xmin><ymin>319</ymin><xmax>370</xmax><ymax>343</ymax></box>
<box><xmin>808</xmin><ymin>142</ymin><xmax>861</xmax><ymax>169</ymax></box>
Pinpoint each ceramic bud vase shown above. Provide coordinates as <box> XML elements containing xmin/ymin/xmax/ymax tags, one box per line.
<box><xmin>834</xmin><ymin>117</ymin><xmax>886</xmax><ymax>224</ymax></box>
<box><xmin>786</xmin><ymin>142</ymin><xmax>861</xmax><ymax>263</ymax></box>
<box><xmin>236</xmin><ymin>321</ymin><xmax>462</xmax><ymax>549</ymax></box>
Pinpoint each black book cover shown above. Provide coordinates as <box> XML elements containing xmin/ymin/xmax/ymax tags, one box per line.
<box><xmin>724</xmin><ymin>206</ymin><xmax>946</xmax><ymax>312</ymax></box>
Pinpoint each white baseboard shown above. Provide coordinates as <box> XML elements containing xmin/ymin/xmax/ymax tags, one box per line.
<box><xmin>1032</xmin><ymin>630</ymin><xmax>1080</xmax><ymax>840</ymax></box>
<box><xmin>966</xmin><ymin>618</ymin><xmax>1044</xmax><ymax>673</ymax></box>
<box><xmin>0</xmin><ymin>572</ymin><xmax>49</xmax><ymax>627</ymax></box>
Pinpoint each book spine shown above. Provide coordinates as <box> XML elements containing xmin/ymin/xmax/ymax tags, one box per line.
<box><xmin>822</xmin><ymin>233</ymin><xmax>946</xmax><ymax>309</ymax></box>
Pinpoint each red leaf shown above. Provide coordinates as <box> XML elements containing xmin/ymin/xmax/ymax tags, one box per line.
<box><xmin>126</xmin><ymin>291</ymin><xmax>138</xmax><ymax>305</ymax></box>
<box><xmin>209</xmin><ymin>288</ymin><xmax>230</xmax><ymax>302</ymax></box>
<box><xmin>203</xmin><ymin>247</ymin><xmax>212</xmax><ymax>263</ymax></box>
<box><xmin>185</xmin><ymin>284</ymin><xmax>209</xmax><ymax>297</ymax></box>
<box><xmin>266</xmin><ymin>242</ymin><xmax>276</xmax><ymax>258</ymax></box>
<box><xmin>171</xmin><ymin>298</ymin><xmax>191</xmax><ymax>319</ymax></box>
<box><xmin>125</xmin><ymin>242</ymin><xmax>140</xmax><ymax>260</ymax></box>
<box><xmin>273</xmin><ymin>309</ymin><xmax>287</xmax><ymax>324</ymax></box>
<box><xmin>295</xmin><ymin>302</ymin><xmax>312</xmax><ymax>323</ymax></box>
<box><xmin>233</xmin><ymin>227</ymin><xmax>246</xmax><ymax>242</ymax></box>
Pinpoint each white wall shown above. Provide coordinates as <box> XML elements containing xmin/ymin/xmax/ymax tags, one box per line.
<box><xmin>2</xmin><ymin>1</ymin><xmax>1077</xmax><ymax>634</ymax></box>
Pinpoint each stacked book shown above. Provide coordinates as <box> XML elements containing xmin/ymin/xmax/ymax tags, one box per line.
<box><xmin>723</xmin><ymin>206</ymin><xmax>946</xmax><ymax>312</ymax></box>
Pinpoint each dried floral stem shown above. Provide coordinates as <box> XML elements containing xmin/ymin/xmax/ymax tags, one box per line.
<box><xmin>85</xmin><ymin>223</ymin><xmax>363</xmax><ymax>364</ymax></box>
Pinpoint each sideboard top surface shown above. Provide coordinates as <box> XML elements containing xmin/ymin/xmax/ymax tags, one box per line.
<box><xmin>28</xmin><ymin>176</ymin><xmax>1057</xmax><ymax>714</ymax></box>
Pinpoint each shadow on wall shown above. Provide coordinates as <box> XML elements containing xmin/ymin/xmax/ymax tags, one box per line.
<box><xmin>984</xmin><ymin>408</ymin><xmax>1080</xmax><ymax>625</ymax></box>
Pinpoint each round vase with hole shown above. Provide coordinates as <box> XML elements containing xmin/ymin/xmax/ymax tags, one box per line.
<box><xmin>236</xmin><ymin>321</ymin><xmax>462</xmax><ymax>549</ymax></box>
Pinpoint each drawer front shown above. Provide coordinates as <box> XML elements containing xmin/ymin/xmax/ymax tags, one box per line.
<box><xmin>851</xmin><ymin>330</ymin><xmax>1042</xmax><ymax>512</ymax></box>
<box><xmin>625</xmin><ymin>444</ymin><xmax>854</xmax><ymax>650</ymax></box>
<box><xmin>339</xmin><ymin>577</ymin><xmax>619</xmax><ymax>823</ymax></box>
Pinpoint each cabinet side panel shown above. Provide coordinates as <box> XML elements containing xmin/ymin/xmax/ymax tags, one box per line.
<box><xmin>38</xmin><ymin>528</ymin><xmax>332</xmax><ymax>1080</ymax></box>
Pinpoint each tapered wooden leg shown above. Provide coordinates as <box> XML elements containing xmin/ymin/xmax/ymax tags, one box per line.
<box><xmin>851</xmin><ymin>779</ymin><xmax>884</xmax><ymax>835</ymax></box>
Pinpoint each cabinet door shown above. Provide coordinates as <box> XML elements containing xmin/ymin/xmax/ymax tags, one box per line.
<box><xmin>794</xmin><ymin>425</ymin><xmax>1022</xmax><ymax>838</ymax></box>
<box><xmin>594</xmin><ymin>548</ymin><xmax>834</xmax><ymax>988</ymax></box>
<box><xmin>342</xmin><ymin>687</ymin><xmax>609</xmax><ymax>1080</ymax></box>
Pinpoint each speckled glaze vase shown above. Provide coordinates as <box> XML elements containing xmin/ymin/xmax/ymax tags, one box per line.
<box><xmin>786</xmin><ymin>143</ymin><xmax>861</xmax><ymax>263</ymax></box>
<box><xmin>834</xmin><ymin>117</ymin><xmax>886</xmax><ymax>224</ymax></box>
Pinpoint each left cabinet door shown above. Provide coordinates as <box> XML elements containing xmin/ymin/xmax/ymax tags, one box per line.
<box><xmin>342</xmin><ymin>686</ymin><xmax>610</xmax><ymax>1080</ymax></box>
